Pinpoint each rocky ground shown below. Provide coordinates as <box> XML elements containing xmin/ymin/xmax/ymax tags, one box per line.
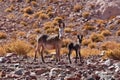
<box><xmin>0</xmin><ymin>0</ymin><xmax>120</xmax><ymax>80</ymax></box>
<box><xmin>0</xmin><ymin>53</ymin><xmax>120</xmax><ymax>80</ymax></box>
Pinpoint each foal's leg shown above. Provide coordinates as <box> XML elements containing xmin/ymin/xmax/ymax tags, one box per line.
<box><xmin>75</xmin><ymin>49</ymin><xmax>78</xmax><ymax>63</ymax></box>
<box><xmin>68</xmin><ymin>49</ymin><xmax>72</xmax><ymax>64</ymax></box>
<box><xmin>78</xmin><ymin>49</ymin><xmax>82</xmax><ymax>63</ymax></box>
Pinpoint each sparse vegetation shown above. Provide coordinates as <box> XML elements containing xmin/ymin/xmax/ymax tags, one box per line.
<box><xmin>106</xmin><ymin>49</ymin><xmax>120</xmax><ymax>60</ymax></box>
<box><xmin>116</xmin><ymin>30</ymin><xmax>120</xmax><ymax>36</ymax></box>
<box><xmin>90</xmin><ymin>33</ymin><xmax>104</xmax><ymax>42</ymax></box>
<box><xmin>101</xmin><ymin>30</ymin><xmax>111</xmax><ymax>36</ymax></box>
<box><xmin>73</xmin><ymin>4</ymin><xmax>83</xmax><ymax>12</ymax></box>
<box><xmin>5</xmin><ymin>39</ymin><xmax>32</xmax><ymax>55</ymax></box>
<box><xmin>0</xmin><ymin>46</ymin><xmax>6</xmax><ymax>56</ymax></box>
<box><xmin>83</xmin><ymin>25</ymin><xmax>96</xmax><ymax>31</ymax></box>
<box><xmin>64</xmin><ymin>28</ymin><xmax>72</xmax><ymax>33</ymax></box>
<box><xmin>82</xmin><ymin>39</ymin><xmax>92</xmax><ymax>46</ymax></box>
<box><xmin>101</xmin><ymin>41</ymin><xmax>119</xmax><ymax>50</ymax></box>
<box><xmin>0</xmin><ymin>32</ymin><xmax>7</xmax><ymax>39</ymax></box>
<box><xmin>82</xmin><ymin>12</ymin><xmax>90</xmax><ymax>18</ymax></box>
<box><xmin>23</xmin><ymin>6</ymin><xmax>33</xmax><ymax>14</ymax></box>
<box><xmin>88</xmin><ymin>42</ymin><xmax>96</xmax><ymax>49</ymax></box>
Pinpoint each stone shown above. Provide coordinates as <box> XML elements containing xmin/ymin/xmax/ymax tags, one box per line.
<box><xmin>92</xmin><ymin>0</ymin><xmax>120</xmax><ymax>19</ymax></box>
<box><xmin>14</xmin><ymin>68</ymin><xmax>23</xmax><ymax>75</ymax></box>
<box><xmin>35</xmin><ymin>68</ymin><xmax>49</xmax><ymax>75</ymax></box>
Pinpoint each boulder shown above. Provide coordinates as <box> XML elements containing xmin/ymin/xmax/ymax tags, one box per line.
<box><xmin>89</xmin><ymin>0</ymin><xmax>120</xmax><ymax>19</ymax></box>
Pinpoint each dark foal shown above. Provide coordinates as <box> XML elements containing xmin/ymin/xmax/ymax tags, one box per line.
<box><xmin>68</xmin><ymin>35</ymin><xmax>83</xmax><ymax>63</ymax></box>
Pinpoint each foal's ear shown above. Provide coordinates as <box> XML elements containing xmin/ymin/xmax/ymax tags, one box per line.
<box><xmin>81</xmin><ymin>35</ymin><xmax>83</xmax><ymax>39</ymax></box>
<box><xmin>77</xmin><ymin>34</ymin><xmax>83</xmax><ymax>40</ymax></box>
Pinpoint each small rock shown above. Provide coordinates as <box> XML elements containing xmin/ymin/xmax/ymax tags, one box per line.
<box><xmin>0</xmin><ymin>57</ymin><xmax>6</xmax><ymax>63</ymax></box>
<box><xmin>35</xmin><ymin>68</ymin><xmax>49</xmax><ymax>75</ymax></box>
<box><xmin>30</xmin><ymin>72</ymin><xmax>37</xmax><ymax>80</ymax></box>
<box><xmin>14</xmin><ymin>68</ymin><xmax>23</xmax><ymax>75</ymax></box>
<box><xmin>49</xmin><ymin>68</ymin><xmax>62</xmax><ymax>78</ymax></box>
<box><xmin>0</xmin><ymin>70</ymin><xmax>6</xmax><ymax>78</ymax></box>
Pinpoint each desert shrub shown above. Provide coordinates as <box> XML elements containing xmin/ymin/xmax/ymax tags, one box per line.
<box><xmin>5</xmin><ymin>40</ymin><xmax>32</xmax><ymax>55</ymax></box>
<box><xmin>23</xmin><ymin>6</ymin><xmax>33</xmax><ymax>14</ymax></box>
<box><xmin>62</xmin><ymin>38</ymin><xmax>72</xmax><ymax>47</ymax></box>
<box><xmin>88</xmin><ymin>42</ymin><xmax>96</xmax><ymax>49</ymax></box>
<box><xmin>81</xmin><ymin>48</ymin><xmax>100</xmax><ymax>57</ymax></box>
<box><xmin>28</xmin><ymin>34</ymin><xmax>37</xmax><ymax>45</ymax></box>
<box><xmin>83</xmin><ymin>25</ymin><xmax>96</xmax><ymax>31</ymax></box>
<box><xmin>31</xmin><ymin>1</ymin><xmax>38</xmax><ymax>7</ymax></box>
<box><xmin>89</xmin><ymin>4</ymin><xmax>95</xmax><ymax>9</ymax></box>
<box><xmin>82</xmin><ymin>39</ymin><xmax>92</xmax><ymax>46</ymax></box>
<box><xmin>34</xmin><ymin>28</ymin><xmax>41</xmax><ymax>34</ymax></box>
<box><xmin>0</xmin><ymin>0</ymin><xmax>3</xmax><ymax>2</ymax></box>
<box><xmin>47</xmin><ymin>12</ymin><xmax>54</xmax><ymax>18</ymax></box>
<box><xmin>17</xmin><ymin>31</ymin><xmax>26</xmax><ymax>38</ymax></box>
<box><xmin>0</xmin><ymin>46</ymin><xmax>6</xmax><ymax>56</ymax></box>
<box><xmin>4</xmin><ymin>5</ymin><xmax>14</xmax><ymax>12</ymax></box>
<box><xmin>26</xmin><ymin>0</ymin><xmax>36</xmax><ymax>3</ymax></box>
<box><xmin>7</xmin><ymin>14</ymin><xmax>16</xmax><ymax>19</ymax></box>
<box><xmin>32</xmin><ymin>21</ymin><xmax>39</xmax><ymax>28</ymax></box>
<box><xmin>82</xmin><ymin>12</ymin><xmax>90</xmax><ymax>18</ymax></box>
<box><xmin>71</xmin><ymin>31</ymin><xmax>78</xmax><ymax>35</ymax></box>
<box><xmin>101</xmin><ymin>41</ymin><xmax>119</xmax><ymax>50</ymax></box>
<box><xmin>64</xmin><ymin>28</ymin><xmax>72</xmax><ymax>33</ymax></box>
<box><xmin>46</xmin><ymin>6</ymin><xmax>53</xmax><ymax>12</ymax></box>
<box><xmin>73</xmin><ymin>4</ymin><xmax>83</xmax><ymax>12</ymax></box>
<box><xmin>61</xmin><ymin>48</ymin><xmax>68</xmax><ymax>54</ymax></box>
<box><xmin>90</xmin><ymin>33</ymin><xmax>104</xmax><ymax>42</ymax></box>
<box><xmin>39</xmin><ymin>13</ymin><xmax>49</xmax><ymax>20</ymax></box>
<box><xmin>67</xmin><ymin>23</ymin><xmax>75</xmax><ymax>28</ymax></box>
<box><xmin>44</xmin><ymin>21</ymin><xmax>54</xmax><ymax>30</ymax></box>
<box><xmin>20</xmin><ymin>21</ymin><xmax>28</xmax><ymax>26</ymax></box>
<box><xmin>46</xmin><ymin>28</ymin><xmax>55</xmax><ymax>34</ymax></box>
<box><xmin>0</xmin><ymin>32</ymin><xmax>7</xmax><ymax>39</ymax></box>
<box><xmin>54</xmin><ymin>17</ymin><xmax>63</xmax><ymax>23</ymax></box>
<box><xmin>106</xmin><ymin>49</ymin><xmax>120</xmax><ymax>60</ymax></box>
<box><xmin>116</xmin><ymin>30</ymin><xmax>120</xmax><ymax>36</ymax></box>
<box><xmin>101</xmin><ymin>30</ymin><xmax>111</xmax><ymax>36</ymax></box>
<box><xmin>109</xmin><ymin>24</ymin><xmax>115</xmax><ymax>30</ymax></box>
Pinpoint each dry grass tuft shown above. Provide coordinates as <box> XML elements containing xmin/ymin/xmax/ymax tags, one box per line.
<box><xmin>73</xmin><ymin>4</ymin><xmax>83</xmax><ymax>12</ymax></box>
<box><xmin>106</xmin><ymin>49</ymin><xmax>120</xmax><ymax>60</ymax></box>
<box><xmin>116</xmin><ymin>30</ymin><xmax>120</xmax><ymax>36</ymax></box>
<box><xmin>101</xmin><ymin>30</ymin><xmax>111</xmax><ymax>36</ymax></box>
<box><xmin>90</xmin><ymin>33</ymin><xmax>104</xmax><ymax>42</ymax></box>
<box><xmin>5</xmin><ymin>39</ymin><xmax>32</xmax><ymax>55</ymax></box>
<box><xmin>83</xmin><ymin>25</ymin><xmax>96</xmax><ymax>31</ymax></box>
<box><xmin>62</xmin><ymin>38</ymin><xmax>72</xmax><ymax>47</ymax></box>
<box><xmin>31</xmin><ymin>1</ymin><xmax>38</xmax><ymax>7</ymax></box>
<box><xmin>64</xmin><ymin>28</ymin><xmax>72</xmax><ymax>33</ymax></box>
<box><xmin>26</xmin><ymin>0</ymin><xmax>36</xmax><ymax>3</ymax></box>
<box><xmin>23</xmin><ymin>6</ymin><xmax>33</xmax><ymax>14</ymax></box>
<box><xmin>82</xmin><ymin>12</ymin><xmax>90</xmax><ymax>18</ymax></box>
<box><xmin>20</xmin><ymin>21</ymin><xmax>28</xmax><ymax>26</ymax></box>
<box><xmin>82</xmin><ymin>39</ymin><xmax>92</xmax><ymax>46</ymax></box>
<box><xmin>16</xmin><ymin>31</ymin><xmax>26</xmax><ymax>38</ymax></box>
<box><xmin>101</xmin><ymin>41</ymin><xmax>119</xmax><ymax>50</ymax></box>
<box><xmin>0</xmin><ymin>32</ymin><xmax>7</xmax><ymax>39</ymax></box>
<box><xmin>88</xmin><ymin>42</ymin><xmax>96</xmax><ymax>49</ymax></box>
<box><xmin>28</xmin><ymin>34</ymin><xmax>37</xmax><ymax>45</ymax></box>
<box><xmin>0</xmin><ymin>46</ymin><xmax>6</xmax><ymax>56</ymax></box>
<box><xmin>4</xmin><ymin>5</ymin><xmax>14</xmax><ymax>12</ymax></box>
<box><xmin>81</xmin><ymin>48</ymin><xmax>100</xmax><ymax>57</ymax></box>
<box><xmin>54</xmin><ymin>17</ymin><xmax>63</xmax><ymax>23</ymax></box>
